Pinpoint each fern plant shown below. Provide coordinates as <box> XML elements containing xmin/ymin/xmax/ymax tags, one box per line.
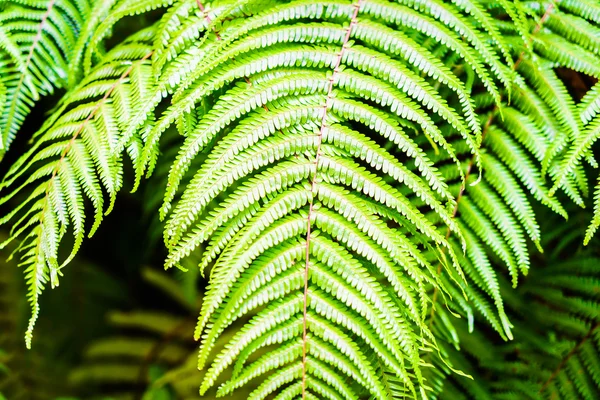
<box><xmin>432</xmin><ymin>208</ymin><xmax>600</xmax><ymax>400</ymax></box>
<box><xmin>0</xmin><ymin>0</ymin><xmax>111</xmax><ymax>153</ymax></box>
<box><xmin>0</xmin><ymin>0</ymin><xmax>600</xmax><ymax>399</ymax></box>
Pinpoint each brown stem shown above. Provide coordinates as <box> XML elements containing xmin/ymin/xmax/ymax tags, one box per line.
<box><xmin>301</xmin><ymin>2</ymin><xmax>362</xmax><ymax>398</ymax></box>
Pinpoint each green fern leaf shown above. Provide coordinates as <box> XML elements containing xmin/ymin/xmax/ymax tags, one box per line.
<box><xmin>0</xmin><ymin>27</ymin><xmax>157</xmax><ymax>348</ymax></box>
<box><xmin>138</xmin><ymin>0</ymin><xmax>537</xmax><ymax>398</ymax></box>
<box><xmin>0</xmin><ymin>0</ymin><xmax>102</xmax><ymax>152</ymax></box>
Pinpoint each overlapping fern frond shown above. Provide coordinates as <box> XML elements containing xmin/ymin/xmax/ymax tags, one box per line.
<box><xmin>425</xmin><ymin>0</ymin><xmax>600</xmax><ymax>342</ymax></box>
<box><xmin>528</xmin><ymin>1</ymin><xmax>600</xmax><ymax>244</ymax></box>
<box><xmin>141</xmin><ymin>1</ymin><xmax>537</xmax><ymax>398</ymax></box>
<box><xmin>0</xmin><ymin>25</ymin><xmax>158</xmax><ymax>348</ymax></box>
<box><xmin>433</xmin><ymin>213</ymin><xmax>600</xmax><ymax>400</ymax></box>
<box><xmin>553</xmin><ymin>82</ymin><xmax>600</xmax><ymax>244</ymax></box>
<box><xmin>423</xmin><ymin>0</ymin><xmax>600</xmax><ymax>350</ymax></box>
<box><xmin>0</xmin><ymin>0</ymin><xmax>177</xmax><ymax>154</ymax></box>
<box><xmin>1</xmin><ymin>0</ymin><xmax>600</xmax><ymax>399</ymax></box>
<box><xmin>0</xmin><ymin>0</ymin><xmax>99</xmax><ymax>153</ymax></box>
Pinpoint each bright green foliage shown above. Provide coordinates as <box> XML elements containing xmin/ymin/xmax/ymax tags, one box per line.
<box><xmin>433</xmin><ymin>214</ymin><xmax>600</xmax><ymax>400</ymax></box>
<box><xmin>0</xmin><ymin>0</ymin><xmax>98</xmax><ymax>153</ymax></box>
<box><xmin>0</xmin><ymin>25</ymin><xmax>158</xmax><ymax>349</ymax></box>
<box><xmin>0</xmin><ymin>0</ymin><xmax>599</xmax><ymax>399</ymax></box>
<box><xmin>434</xmin><ymin>0</ymin><xmax>600</xmax><ymax>345</ymax></box>
<box><xmin>0</xmin><ymin>0</ymin><xmax>175</xmax><ymax>155</ymax></box>
<box><xmin>543</xmin><ymin>2</ymin><xmax>600</xmax><ymax>244</ymax></box>
<box><xmin>554</xmin><ymin>82</ymin><xmax>600</xmax><ymax>244</ymax></box>
<box><xmin>147</xmin><ymin>1</ymin><xmax>527</xmax><ymax>397</ymax></box>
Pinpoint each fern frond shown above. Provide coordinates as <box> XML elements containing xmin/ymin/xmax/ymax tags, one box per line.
<box><xmin>131</xmin><ymin>0</ymin><xmax>544</xmax><ymax>398</ymax></box>
<box><xmin>2</xmin><ymin>0</ymin><xmax>598</xmax><ymax>399</ymax></box>
<box><xmin>135</xmin><ymin>0</ymin><xmax>541</xmax><ymax>179</ymax></box>
<box><xmin>0</xmin><ymin>0</ymin><xmax>102</xmax><ymax>152</ymax></box>
<box><xmin>81</xmin><ymin>0</ymin><xmax>175</xmax><ymax>75</ymax></box>
<box><xmin>423</xmin><ymin>0</ymin><xmax>572</xmax><ymax>343</ymax></box>
<box><xmin>551</xmin><ymin>81</ymin><xmax>600</xmax><ymax>244</ymax></box>
<box><xmin>526</xmin><ymin>1</ymin><xmax>600</xmax><ymax>244</ymax></box>
<box><xmin>0</xmin><ymin>27</ymin><xmax>157</xmax><ymax>348</ymax></box>
<box><xmin>435</xmin><ymin>216</ymin><xmax>600</xmax><ymax>400</ymax></box>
